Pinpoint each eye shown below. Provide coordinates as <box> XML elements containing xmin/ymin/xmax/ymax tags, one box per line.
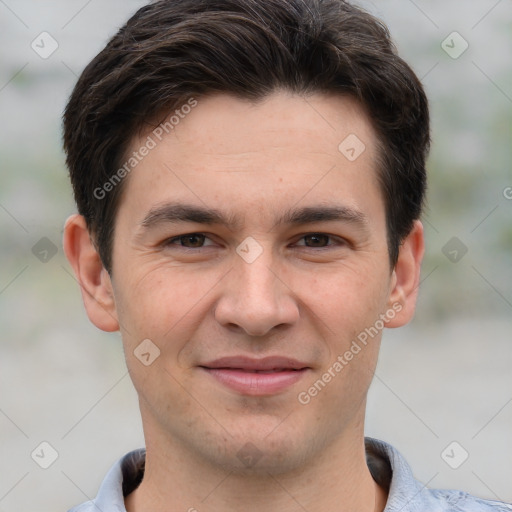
<box><xmin>164</xmin><ymin>233</ymin><xmax>215</xmax><ymax>248</ymax></box>
<box><xmin>295</xmin><ymin>233</ymin><xmax>342</xmax><ymax>248</ymax></box>
<box><xmin>162</xmin><ymin>232</ymin><xmax>345</xmax><ymax>251</ymax></box>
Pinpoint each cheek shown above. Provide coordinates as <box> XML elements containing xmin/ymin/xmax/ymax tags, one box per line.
<box><xmin>306</xmin><ymin>265</ymin><xmax>391</xmax><ymax>328</ymax></box>
<box><xmin>114</xmin><ymin>266</ymin><xmax>211</xmax><ymax>410</ymax></box>
<box><xmin>296</xmin><ymin>336</ymin><xmax>380</xmax><ymax>436</ymax></box>
<box><xmin>114</xmin><ymin>264</ymin><xmax>220</xmax><ymax>352</ymax></box>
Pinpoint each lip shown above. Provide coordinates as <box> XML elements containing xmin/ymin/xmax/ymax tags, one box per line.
<box><xmin>199</xmin><ymin>356</ymin><xmax>311</xmax><ymax>396</ymax></box>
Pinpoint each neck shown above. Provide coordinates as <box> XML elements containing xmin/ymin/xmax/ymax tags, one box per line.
<box><xmin>125</xmin><ymin>426</ymin><xmax>388</xmax><ymax>512</ymax></box>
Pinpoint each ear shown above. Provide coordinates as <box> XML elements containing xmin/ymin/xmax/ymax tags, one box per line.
<box><xmin>63</xmin><ymin>214</ymin><xmax>119</xmax><ymax>332</ymax></box>
<box><xmin>385</xmin><ymin>220</ymin><xmax>424</xmax><ymax>328</ymax></box>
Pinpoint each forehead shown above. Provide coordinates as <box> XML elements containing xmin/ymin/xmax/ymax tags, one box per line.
<box><xmin>117</xmin><ymin>91</ymin><xmax>383</xmax><ymax>227</ymax></box>
<box><xmin>144</xmin><ymin>91</ymin><xmax>377</xmax><ymax>158</ymax></box>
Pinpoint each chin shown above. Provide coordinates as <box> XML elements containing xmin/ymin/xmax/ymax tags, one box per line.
<box><xmin>201</xmin><ymin>420</ymin><xmax>319</xmax><ymax>476</ymax></box>
<box><xmin>220</xmin><ymin>442</ymin><xmax>308</xmax><ymax>476</ymax></box>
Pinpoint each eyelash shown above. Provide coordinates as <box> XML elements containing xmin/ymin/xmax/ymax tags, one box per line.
<box><xmin>162</xmin><ymin>232</ymin><xmax>346</xmax><ymax>250</ymax></box>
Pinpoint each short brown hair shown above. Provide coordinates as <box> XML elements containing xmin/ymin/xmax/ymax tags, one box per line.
<box><xmin>63</xmin><ymin>0</ymin><xmax>430</xmax><ymax>274</ymax></box>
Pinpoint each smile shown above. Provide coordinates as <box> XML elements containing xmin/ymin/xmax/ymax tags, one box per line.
<box><xmin>199</xmin><ymin>356</ymin><xmax>311</xmax><ymax>396</ymax></box>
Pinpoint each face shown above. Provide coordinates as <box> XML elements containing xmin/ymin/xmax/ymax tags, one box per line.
<box><xmin>66</xmin><ymin>91</ymin><xmax>423</xmax><ymax>475</ymax></box>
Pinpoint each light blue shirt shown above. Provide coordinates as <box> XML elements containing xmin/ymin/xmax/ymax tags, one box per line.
<box><xmin>68</xmin><ymin>437</ymin><xmax>512</xmax><ymax>511</ymax></box>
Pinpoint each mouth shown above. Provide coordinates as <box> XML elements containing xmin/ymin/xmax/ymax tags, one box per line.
<box><xmin>199</xmin><ymin>356</ymin><xmax>311</xmax><ymax>396</ymax></box>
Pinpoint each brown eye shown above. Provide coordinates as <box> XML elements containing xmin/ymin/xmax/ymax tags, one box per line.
<box><xmin>165</xmin><ymin>233</ymin><xmax>211</xmax><ymax>248</ymax></box>
<box><xmin>178</xmin><ymin>233</ymin><xmax>206</xmax><ymax>247</ymax></box>
<box><xmin>303</xmin><ymin>233</ymin><xmax>331</xmax><ymax>247</ymax></box>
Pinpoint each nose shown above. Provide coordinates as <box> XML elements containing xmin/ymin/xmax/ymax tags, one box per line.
<box><xmin>214</xmin><ymin>248</ymin><xmax>300</xmax><ymax>337</ymax></box>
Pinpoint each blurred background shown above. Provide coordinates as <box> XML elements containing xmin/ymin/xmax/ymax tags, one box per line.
<box><xmin>0</xmin><ymin>0</ymin><xmax>510</xmax><ymax>510</ymax></box>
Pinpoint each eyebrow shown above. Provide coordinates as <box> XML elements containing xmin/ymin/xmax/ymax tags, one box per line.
<box><xmin>140</xmin><ymin>202</ymin><xmax>369</xmax><ymax>232</ymax></box>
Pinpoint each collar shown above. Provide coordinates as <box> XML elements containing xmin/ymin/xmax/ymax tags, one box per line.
<box><xmin>70</xmin><ymin>437</ymin><xmax>510</xmax><ymax>512</ymax></box>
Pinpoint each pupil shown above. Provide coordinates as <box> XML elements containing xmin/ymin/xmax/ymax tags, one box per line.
<box><xmin>183</xmin><ymin>234</ymin><xmax>204</xmax><ymax>247</ymax></box>
<box><xmin>307</xmin><ymin>234</ymin><xmax>328</xmax><ymax>247</ymax></box>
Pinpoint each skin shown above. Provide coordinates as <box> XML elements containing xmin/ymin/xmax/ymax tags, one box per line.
<box><xmin>64</xmin><ymin>91</ymin><xmax>424</xmax><ymax>512</ymax></box>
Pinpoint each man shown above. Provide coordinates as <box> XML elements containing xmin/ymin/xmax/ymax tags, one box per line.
<box><xmin>62</xmin><ymin>0</ymin><xmax>511</xmax><ymax>511</ymax></box>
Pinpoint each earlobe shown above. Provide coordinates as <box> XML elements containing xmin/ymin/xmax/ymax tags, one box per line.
<box><xmin>386</xmin><ymin>220</ymin><xmax>425</xmax><ymax>328</ymax></box>
<box><xmin>63</xmin><ymin>214</ymin><xmax>120</xmax><ymax>332</ymax></box>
